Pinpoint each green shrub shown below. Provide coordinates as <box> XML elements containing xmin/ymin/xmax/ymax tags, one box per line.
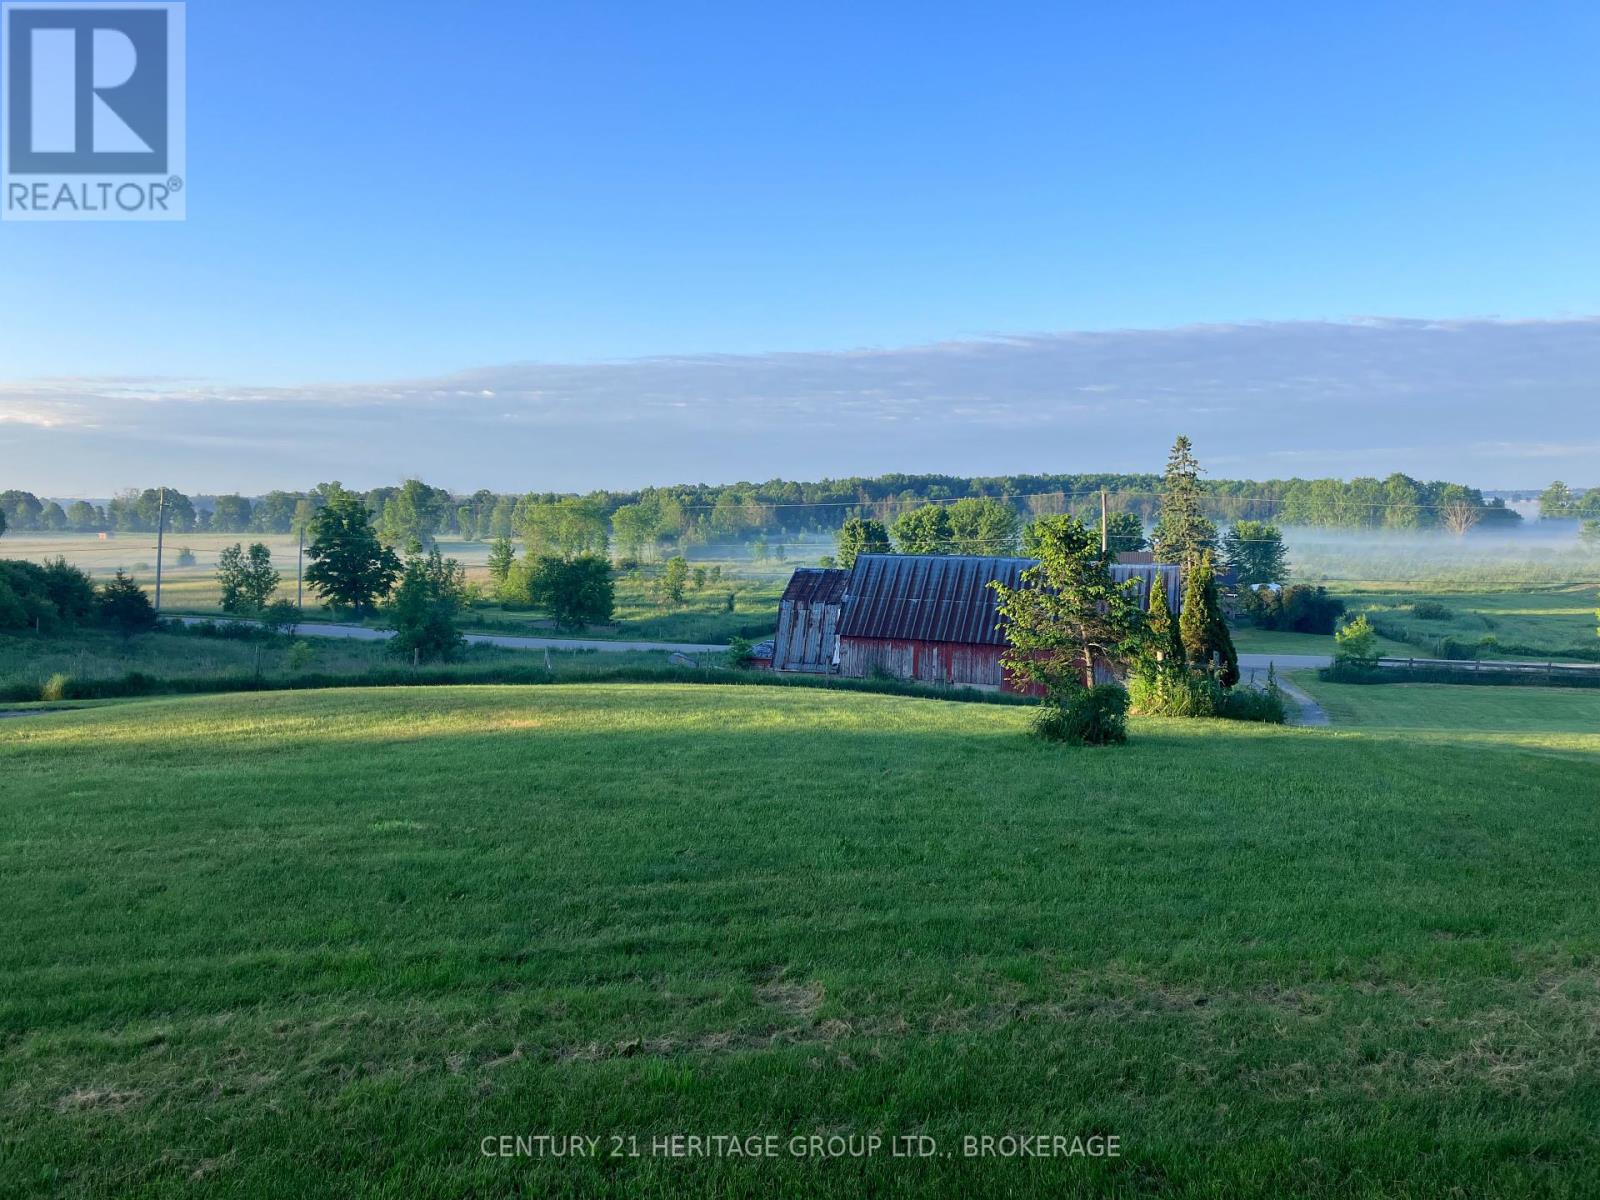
<box><xmin>40</xmin><ymin>673</ymin><xmax>71</xmax><ymax>702</ymax></box>
<box><xmin>1032</xmin><ymin>684</ymin><xmax>1129</xmax><ymax>745</ymax></box>
<box><xmin>1334</xmin><ymin>615</ymin><xmax>1380</xmax><ymax>668</ymax></box>
<box><xmin>725</xmin><ymin>635</ymin><xmax>754</xmax><ymax>668</ymax></box>
<box><xmin>1411</xmin><ymin>600</ymin><xmax>1453</xmax><ymax>621</ymax></box>
<box><xmin>0</xmin><ymin>558</ymin><xmax>97</xmax><ymax>631</ymax></box>
<box><xmin>1245</xmin><ymin>584</ymin><xmax>1346</xmax><ymax>634</ymax></box>
<box><xmin>259</xmin><ymin>599</ymin><xmax>301</xmax><ymax>637</ymax></box>
<box><xmin>1127</xmin><ymin>669</ymin><xmax>1219</xmax><ymax>717</ymax></box>
<box><xmin>287</xmin><ymin>640</ymin><xmax>314</xmax><ymax>671</ymax></box>
<box><xmin>1217</xmin><ymin>684</ymin><xmax>1287</xmax><ymax>724</ymax></box>
<box><xmin>1320</xmin><ymin>661</ymin><xmax>1386</xmax><ymax>683</ymax></box>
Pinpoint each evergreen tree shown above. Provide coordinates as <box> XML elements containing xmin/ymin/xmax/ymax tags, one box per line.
<box><xmin>1152</xmin><ymin>435</ymin><xmax>1217</xmax><ymax>566</ymax></box>
<box><xmin>1178</xmin><ymin>551</ymin><xmax>1239</xmax><ymax>687</ymax></box>
<box><xmin>99</xmin><ymin>570</ymin><xmax>158</xmax><ymax>637</ymax></box>
<box><xmin>990</xmin><ymin>514</ymin><xmax>1141</xmax><ymax>694</ymax></box>
<box><xmin>1145</xmin><ymin>572</ymin><xmax>1184</xmax><ymax>670</ymax></box>
<box><xmin>835</xmin><ymin>517</ymin><xmax>890</xmax><ymax>569</ymax></box>
<box><xmin>304</xmin><ymin>491</ymin><xmax>401</xmax><ymax>617</ymax></box>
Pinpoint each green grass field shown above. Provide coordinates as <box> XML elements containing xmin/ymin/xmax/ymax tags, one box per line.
<box><xmin>0</xmin><ymin>534</ymin><xmax>791</xmax><ymax>645</ymax></box>
<box><xmin>1294</xmin><ymin>673</ymin><xmax>1600</xmax><ymax>748</ymax></box>
<box><xmin>1230</xmin><ymin>584</ymin><xmax>1598</xmax><ymax>663</ymax></box>
<box><xmin>0</xmin><ymin>628</ymin><xmax>676</xmax><ymax>696</ymax></box>
<box><xmin>1227</xmin><ymin>625</ymin><xmax>1412</xmax><ymax>658</ymax></box>
<box><xmin>1340</xmin><ymin>586</ymin><xmax>1599</xmax><ymax>661</ymax></box>
<box><xmin>3</xmin><ymin>684</ymin><xmax>1598</xmax><ymax>1197</ymax></box>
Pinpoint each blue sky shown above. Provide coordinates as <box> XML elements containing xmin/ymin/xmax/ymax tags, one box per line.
<box><xmin>2</xmin><ymin>1</ymin><xmax>1598</xmax><ymax>491</ymax></box>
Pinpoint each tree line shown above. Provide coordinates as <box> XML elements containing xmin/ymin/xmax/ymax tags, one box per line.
<box><xmin>0</xmin><ymin>468</ymin><xmax>1526</xmax><ymax>546</ymax></box>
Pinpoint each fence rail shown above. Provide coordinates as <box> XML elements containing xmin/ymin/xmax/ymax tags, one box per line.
<box><xmin>1377</xmin><ymin>656</ymin><xmax>1600</xmax><ymax>678</ymax></box>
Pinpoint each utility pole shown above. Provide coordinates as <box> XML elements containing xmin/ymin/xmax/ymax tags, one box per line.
<box><xmin>297</xmin><ymin>525</ymin><xmax>305</xmax><ymax>611</ymax></box>
<box><xmin>1100</xmin><ymin>488</ymin><xmax>1109</xmax><ymax>556</ymax></box>
<box><xmin>154</xmin><ymin>487</ymin><xmax>167</xmax><ymax>612</ymax></box>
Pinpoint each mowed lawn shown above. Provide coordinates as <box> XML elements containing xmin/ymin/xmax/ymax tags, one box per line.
<box><xmin>3</xmin><ymin>686</ymin><xmax>1599</xmax><ymax>1197</ymax></box>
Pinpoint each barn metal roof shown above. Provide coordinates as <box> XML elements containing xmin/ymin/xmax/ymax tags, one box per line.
<box><xmin>836</xmin><ymin>555</ymin><xmax>1031</xmax><ymax>645</ymax></box>
<box><xmin>780</xmin><ymin>567</ymin><xmax>849</xmax><ymax>606</ymax></box>
<box><xmin>835</xmin><ymin>554</ymin><xmax>1180</xmax><ymax>646</ymax></box>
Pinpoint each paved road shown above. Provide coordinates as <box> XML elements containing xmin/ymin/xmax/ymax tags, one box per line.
<box><xmin>177</xmin><ymin>621</ymin><xmax>1341</xmax><ymax>668</ymax></box>
<box><xmin>1238</xmin><ymin>653</ymin><xmax>1331</xmax><ymax>673</ymax></box>
<box><xmin>1271</xmin><ymin>677</ymin><xmax>1331</xmax><ymax>726</ymax></box>
<box><xmin>172</xmin><ymin>616</ymin><xmax>728</xmax><ymax>655</ymax></box>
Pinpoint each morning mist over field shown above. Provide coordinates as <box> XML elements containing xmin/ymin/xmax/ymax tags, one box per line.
<box><xmin>5</xmin><ymin>315</ymin><xmax>1598</xmax><ymax>495</ymax></box>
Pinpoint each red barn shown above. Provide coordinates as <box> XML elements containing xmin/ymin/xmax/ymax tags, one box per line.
<box><xmin>821</xmin><ymin>554</ymin><xmax>1180</xmax><ymax>693</ymax></box>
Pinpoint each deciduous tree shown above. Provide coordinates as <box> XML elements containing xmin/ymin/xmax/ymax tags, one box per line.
<box><xmin>660</xmin><ymin>556</ymin><xmax>689</xmax><ymax>605</ymax></box>
<box><xmin>487</xmin><ymin>537</ymin><xmax>517</xmax><ymax>585</ymax></box>
<box><xmin>1221</xmin><ymin>520</ymin><xmax>1289</xmax><ymax>586</ymax></box>
<box><xmin>216</xmin><ymin>542</ymin><xmax>280</xmax><ymax>615</ymax></box>
<box><xmin>304</xmin><ymin>491</ymin><xmax>401</xmax><ymax>617</ymax></box>
<box><xmin>523</xmin><ymin>554</ymin><xmax>615</xmax><ymax>630</ymax></box>
<box><xmin>891</xmin><ymin>505</ymin><xmax>952</xmax><ymax>555</ymax></box>
<box><xmin>947</xmin><ymin>498</ymin><xmax>1021</xmax><ymax>555</ymax></box>
<box><xmin>835</xmin><ymin>517</ymin><xmax>890</xmax><ymax>569</ymax></box>
<box><xmin>386</xmin><ymin>549</ymin><xmax>467</xmax><ymax>662</ymax></box>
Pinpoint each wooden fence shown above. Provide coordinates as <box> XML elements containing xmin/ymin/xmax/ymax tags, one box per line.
<box><xmin>1377</xmin><ymin>657</ymin><xmax>1600</xmax><ymax>682</ymax></box>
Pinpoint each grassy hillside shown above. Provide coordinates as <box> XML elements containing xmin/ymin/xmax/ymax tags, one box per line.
<box><xmin>0</xmin><ymin>627</ymin><xmax>678</xmax><ymax>699</ymax></box>
<box><xmin>3</xmin><ymin>685</ymin><xmax>1598</xmax><ymax>1197</ymax></box>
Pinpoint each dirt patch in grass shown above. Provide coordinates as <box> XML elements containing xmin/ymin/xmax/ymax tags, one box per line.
<box><xmin>755</xmin><ymin>974</ymin><xmax>826</xmax><ymax>1022</ymax></box>
<box><xmin>56</xmin><ymin>1085</ymin><xmax>142</xmax><ymax>1113</ymax></box>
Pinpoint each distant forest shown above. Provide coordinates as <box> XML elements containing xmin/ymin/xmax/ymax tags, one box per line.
<box><xmin>0</xmin><ymin>471</ymin><xmax>1526</xmax><ymax>546</ymax></box>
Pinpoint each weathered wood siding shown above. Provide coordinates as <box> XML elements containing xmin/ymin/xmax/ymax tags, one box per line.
<box><xmin>773</xmin><ymin>597</ymin><xmax>841</xmax><ymax>673</ymax></box>
<box><xmin>837</xmin><ymin>637</ymin><xmax>1008</xmax><ymax>690</ymax></box>
<box><xmin>840</xmin><ymin>639</ymin><xmax>1118</xmax><ymax>694</ymax></box>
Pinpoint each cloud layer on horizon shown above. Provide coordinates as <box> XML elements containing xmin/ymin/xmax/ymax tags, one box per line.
<box><xmin>3</xmin><ymin>317</ymin><xmax>1597</xmax><ymax>495</ymax></box>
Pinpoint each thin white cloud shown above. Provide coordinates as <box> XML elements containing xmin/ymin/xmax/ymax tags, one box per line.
<box><xmin>2</xmin><ymin>316</ymin><xmax>1598</xmax><ymax>493</ymax></box>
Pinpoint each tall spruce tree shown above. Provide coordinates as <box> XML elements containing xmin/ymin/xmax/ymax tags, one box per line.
<box><xmin>1145</xmin><ymin>572</ymin><xmax>1184</xmax><ymax>670</ymax></box>
<box><xmin>1152</xmin><ymin>435</ymin><xmax>1218</xmax><ymax>566</ymax></box>
<box><xmin>1178</xmin><ymin>551</ymin><xmax>1239</xmax><ymax>687</ymax></box>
